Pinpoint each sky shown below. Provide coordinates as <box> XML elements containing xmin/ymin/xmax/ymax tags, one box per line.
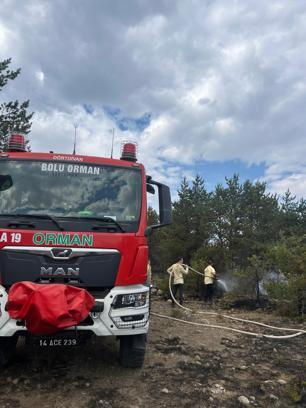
<box><xmin>1</xmin><ymin>0</ymin><xmax>306</xmax><ymax>201</ymax></box>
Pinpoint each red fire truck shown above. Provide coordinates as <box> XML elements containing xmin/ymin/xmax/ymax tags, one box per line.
<box><xmin>0</xmin><ymin>134</ymin><xmax>172</xmax><ymax>367</ymax></box>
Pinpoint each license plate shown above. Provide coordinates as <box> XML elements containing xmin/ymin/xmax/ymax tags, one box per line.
<box><xmin>37</xmin><ymin>337</ymin><xmax>78</xmax><ymax>347</ymax></box>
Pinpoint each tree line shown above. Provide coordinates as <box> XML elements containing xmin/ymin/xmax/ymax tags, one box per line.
<box><xmin>148</xmin><ymin>175</ymin><xmax>306</xmax><ymax>316</ymax></box>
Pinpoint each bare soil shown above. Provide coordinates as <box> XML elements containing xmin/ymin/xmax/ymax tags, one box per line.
<box><xmin>0</xmin><ymin>297</ymin><xmax>305</xmax><ymax>408</ymax></box>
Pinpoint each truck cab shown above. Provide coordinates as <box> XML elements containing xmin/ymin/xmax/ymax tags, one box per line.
<box><xmin>0</xmin><ymin>134</ymin><xmax>172</xmax><ymax>367</ymax></box>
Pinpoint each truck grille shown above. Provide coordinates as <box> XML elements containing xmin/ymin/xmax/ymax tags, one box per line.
<box><xmin>0</xmin><ymin>246</ymin><xmax>121</xmax><ymax>289</ymax></box>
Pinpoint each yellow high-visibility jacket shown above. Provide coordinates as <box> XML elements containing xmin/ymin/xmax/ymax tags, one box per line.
<box><xmin>146</xmin><ymin>263</ymin><xmax>152</xmax><ymax>285</ymax></box>
<box><xmin>204</xmin><ymin>265</ymin><xmax>216</xmax><ymax>285</ymax></box>
<box><xmin>167</xmin><ymin>263</ymin><xmax>189</xmax><ymax>284</ymax></box>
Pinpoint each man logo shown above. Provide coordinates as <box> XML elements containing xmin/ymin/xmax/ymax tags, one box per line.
<box><xmin>40</xmin><ymin>266</ymin><xmax>80</xmax><ymax>277</ymax></box>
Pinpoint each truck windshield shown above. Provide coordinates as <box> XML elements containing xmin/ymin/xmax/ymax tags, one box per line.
<box><xmin>0</xmin><ymin>160</ymin><xmax>142</xmax><ymax>231</ymax></box>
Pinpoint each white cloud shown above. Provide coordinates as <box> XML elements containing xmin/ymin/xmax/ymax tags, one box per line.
<box><xmin>31</xmin><ymin>107</ymin><xmax>130</xmax><ymax>158</ymax></box>
<box><xmin>268</xmin><ymin>173</ymin><xmax>306</xmax><ymax>199</ymax></box>
<box><xmin>35</xmin><ymin>70</ymin><xmax>45</xmax><ymax>84</ymax></box>
<box><xmin>0</xmin><ymin>22</ymin><xmax>14</xmax><ymax>54</ymax></box>
<box><xmin>215</xmin><ymin>118</ymin><xmax>236</xmax><ymax>135</ymax></box>
<box><xmin>1</xmin><ymin>0</ymin><xmax>306</xmax><ymax>198</ymax></box>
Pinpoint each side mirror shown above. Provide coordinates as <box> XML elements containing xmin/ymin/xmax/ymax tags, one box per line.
<box><xmin>146</xmin><ymin>184</ymin><xmax>155</xmax><ymax>194</ymax></box>
<box><xmin>146</xmin><ymin>177</ymin><xmax>172</xmax><ymax>236</ymax></box>
<box><xmin>0</xmin><ymin>175</ymin><xmax>13</xmax><ymax>191</ymax></box>
<box><xmin>157</xmin><ymin>182</ymin><xmax>172</xmax><ymax>225</ymax></box>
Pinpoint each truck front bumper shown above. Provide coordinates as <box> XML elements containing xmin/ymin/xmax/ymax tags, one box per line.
<box><xmin>0</xmin><ymin>284</ymin><xmax>150</xmax><ymax>337</ymax></box>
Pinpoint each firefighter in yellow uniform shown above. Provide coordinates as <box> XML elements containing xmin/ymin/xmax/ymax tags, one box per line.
<box><xmin>167</xmin><ymin>257</ymin><xmax>189</xmax><ymax>305</ymax></box>
<box><xmin>204</xmin><ymin>259</ymin><xmax>217</xmax><ymax>303</ymax></box>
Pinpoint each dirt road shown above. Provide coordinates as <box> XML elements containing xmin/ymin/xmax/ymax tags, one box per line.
<box><xmin>0</xmin><ymin>298</ymin><xmax>305</xmax><ymax>408</ymax></box>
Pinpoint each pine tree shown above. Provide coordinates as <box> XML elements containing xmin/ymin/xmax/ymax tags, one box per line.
<box><xmin>279</xmin><ymin>190</ymin><xmax>299</xmax><ymax>236</ymax></box>
<box><xmin>0</xmin><ymin>58</ymin><xmax>33</xmax><ymax>150</ymax></box>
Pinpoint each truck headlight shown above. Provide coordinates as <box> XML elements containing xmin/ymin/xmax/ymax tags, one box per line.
<box><xmin>112</xmin><ymin>292</ymin><xmax>148</xmax><ymax>309</ymax></box>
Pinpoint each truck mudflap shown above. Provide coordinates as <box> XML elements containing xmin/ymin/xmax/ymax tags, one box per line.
<box><xmin>0</xmin><ymin>284</ymin><xmax>150</xmax><ymax>339</ymax></box>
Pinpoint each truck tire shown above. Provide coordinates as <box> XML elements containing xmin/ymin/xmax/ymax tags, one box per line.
<box><xmin>119</xmin><ymin>334</ymin><xmax>146</xmax><ymax>368</ymax></box>
<box><xmin>0</xmin><ymin>336</ymin><xmax>18</xmax><ymax>367</ymax></box>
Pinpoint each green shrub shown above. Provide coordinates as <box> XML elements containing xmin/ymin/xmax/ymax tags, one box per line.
<box><xmin>266</xmin><ymin>274</ymin><xmax>306</xmax><ymax>318</ymax></box>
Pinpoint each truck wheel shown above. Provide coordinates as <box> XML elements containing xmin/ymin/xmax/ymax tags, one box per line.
<box><xmin>119</xmin><ymin>334</ymin><xmax>146</xmax><ymax>368</ymax></box>
<box><xmin>0</xmin><ymin>336</ymin><xmax>18</xmax><ymax>367</ymax></box>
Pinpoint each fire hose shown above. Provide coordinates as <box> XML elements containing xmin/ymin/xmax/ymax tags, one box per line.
<box><xmin>151</xmin><ymin>264</ymin><xmax>306</xmax><ymax>339</ymax></box>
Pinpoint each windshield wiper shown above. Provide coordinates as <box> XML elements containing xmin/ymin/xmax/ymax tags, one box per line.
<box><xmin>64</xmin><ymin>216</ymin><xmax>125</xmax><ymax>232</ymax></box>
<box><xmin>7</xmin><ymin>221</ymin><xmax>36</xmax><ymax>229</ymax></box>
<box><xmin>0</xmin><ymin>213</ymin><xmax>64</xmax><ymax>231</ymax></box>
<box><xmin>93</xmin><ymin>217</ymin><xmax>125</xmax><ymax>232</ymax></box>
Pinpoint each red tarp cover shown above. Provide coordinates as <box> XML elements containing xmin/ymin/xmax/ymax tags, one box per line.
<box><xmin>7</xmin><ymin>282</ymin><xmax>95</xmax><ymax>335</ymax></box>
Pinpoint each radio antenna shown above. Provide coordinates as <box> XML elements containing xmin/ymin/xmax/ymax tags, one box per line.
<box><xmin>73</xmin><ymin>123</ymin><xmax>78</xmax><ymax>155</ymax></box>
<box><xmin>110</xmin><ymin>128</ymin><xmax>115</xmax><ymax>158</ymax></box>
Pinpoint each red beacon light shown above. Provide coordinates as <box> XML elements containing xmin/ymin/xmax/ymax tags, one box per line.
<box><xmin>8</xmin><ymin>133</ymin><xmax>27</xmax><ymax>152</ymax></box>
<box><xmin>120</xmin><ymin>141</ymin><xmax>137</xmax><ymax>162</ymax></box>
